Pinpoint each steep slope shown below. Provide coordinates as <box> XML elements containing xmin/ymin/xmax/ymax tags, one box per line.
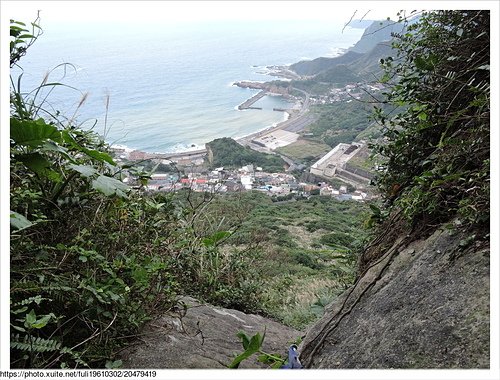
<box><xmin>290</xmin><ymin>51</ymin><xmax>363</xmax><ymax>77</ymax></box>
<box><xmin>313</xmin><ymin>64</ymin><xmax>362</xmax><ymax>85</ymax></box>
<box><xmin>348</xmin><ymin>19</ymin><xmax>404</xmax><ymax>53</ymax></box>
<box><xmin>289</xmin><ymin>20</ymin><xmax>403</xmax><ymax>78</ymax></box>
<box><xmin>299</xmin><ymin>225</ymin><xmax>490</xmax><ymax>368</ymax></box>
<box><xmin>307</xmin><ymin>42</ymin><xmax>396</xmax><ymax>84</ymax></box>
<box><xmin>349</xmin><ymin>41</ymin><xmax>396</xmax><ymax>77</ymax></box>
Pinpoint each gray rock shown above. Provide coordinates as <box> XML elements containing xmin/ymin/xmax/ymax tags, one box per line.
<box><xmin>300</xmin><ymin>226</ymin><xmax>489</xmax><ymax>368</ymax></box>
<box><xmin>120</xmin><ymin>297</ymin><xmax>302</xmax><ymax>369</ymax></box>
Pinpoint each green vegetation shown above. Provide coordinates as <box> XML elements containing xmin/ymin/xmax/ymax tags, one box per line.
<box><xmin>275</xmin><ymin>139</ymin><xmax>331</xmax><ymax>162</ymax></box>
<box><xmin>9</xmin><ymin>20</ymin><xmax>262</xmax><ymax>368</ymax></box>
<box><xmin>9</xmin><ymin>21</ymin><xmax>371</xmax><ymax>367</ymax></box>
<box><xmin>206</xmin><ymin>137</ymin><xmax>286</xmax><ymax>172</ymax></box>
<box><xmin>196</xmin><ymin>192</ymin><xmax>371</xmax><ymax>329</ymax></box>
<box><xmin>372</xmin><ymin>10</ymin><xmax>490</xmax><ymax>230</ymax></box>
<box><xmin>229</xmin><ymin>330</ymin><xmax>287</xmax><ymax>369</ymax></box>
<box><xmin>313</xmin><ymin>64</ymin><xmax>362</xmax><ymax>86</ymax></box>
<box><xmin>289</xmin><ymin>20</ymin><xmax>403</xmax><ymax>89</ymax></box>
<box><xmin>347</xmin><ymin>152</ymin><xmax>377</xmax><ymax>173</ymax></box>
<box><xmin>307</xmin><ymin>100</ymin><xmax>379</xmax><ymax>147</ymax></box>
<box><xmin>290</xmin><ymin>51</ymin><xmax>363</xmax><ymax>77</ymax></box>
<box><xmin>287</xmin><ymin>79</ymin><xmax>332</xmax><ymax>96</ymax></box>
<box><xmin>348</xmin><ymin>19</ymin><xmax>405</xmax><ymax>54</ymax></box>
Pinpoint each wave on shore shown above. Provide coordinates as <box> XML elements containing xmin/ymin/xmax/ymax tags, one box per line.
<box><xmin>112</xmin><ymin>142</ymin><xmax>205</xmax><ymax>155</ymax></box>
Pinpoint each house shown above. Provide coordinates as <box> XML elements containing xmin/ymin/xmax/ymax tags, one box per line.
<box><xmin>240</xmin><ymin>175</ymin><xmax>253</xmax><ymax>190</ymax></box>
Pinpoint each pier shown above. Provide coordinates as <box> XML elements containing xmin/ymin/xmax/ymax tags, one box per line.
<box><xmin>238</xmin><ymin>90</ymin><xmax>266</xmax><ymax>110</ymax></box>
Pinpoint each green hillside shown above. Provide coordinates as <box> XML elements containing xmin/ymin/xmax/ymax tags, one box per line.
<box><xmin>206</xmin><ymin>137</ymin><xmax>286</xmax><ymax>172</ymax></box>
<box><xmin>313</xmin><ymin>64</ymin><xmax>362</xmax><ymax>85</ymax></box>
<box><xmin>190</xmin><ymin>191</ymin><xmax>371</xmax><ymax>328</ymax></box>
<box><xmin>289</xmin><ymin>20</ymin><xmax>403</xmax><ymax>80</ymax></box>
<box><xmin>306</xmin><ymin>99</ymin><xmax>383</xmax><ymax>147</ymax></box>
<box><xmin>290</xmin><ymin>51</ymin><xmax>363</xmax><ymax>77</ymax></box>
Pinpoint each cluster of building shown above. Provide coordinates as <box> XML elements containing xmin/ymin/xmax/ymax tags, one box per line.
<box><xmin>129</xmin><ymin>159</ymin><xmax>374</xmax><ymax>202</ymax></box>
<box><xmin>112</xmin><ymin>95</ymin><xmax>379</xmax><ymax>202</ymax></box>
<box><xmin>140</xmin><ymin>164</ymin><xmax>300</xmax><ymax>196</ymax></box>
<box><xmin>308</xmin><ymin>82</ymin><xmax>385</xmax><ymax>105</ymax></box>
<box><xmin>318</xmin><ymin>184</ymin><xmax>369</xmax><ymax>201</ymax></box>
<box><xmin>114</xmin><ymin>138</ymin><xmax>378</xmax><ymax>202</ymax></box>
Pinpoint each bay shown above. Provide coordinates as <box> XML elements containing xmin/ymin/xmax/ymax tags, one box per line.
<box><xmin>15</xmin><ymin>19</ymin><xmax>364</xmax><ymax>153</ymax></box>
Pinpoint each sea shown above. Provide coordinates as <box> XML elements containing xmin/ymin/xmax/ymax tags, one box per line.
<box><xmin>14</xmin><ymin>19</ymin><xmax>364</xmax><ymax>153</ymax></box>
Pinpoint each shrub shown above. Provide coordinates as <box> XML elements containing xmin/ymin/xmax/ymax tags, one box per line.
<box><xmin>372</xmin><ymin>11</ymin><xmax>489</xmax><ymax>231</ymax></box>
<box><xmin>9</xmin><ymin>18</ymin><xmax>263</xmax><ymax>368</ymax></box>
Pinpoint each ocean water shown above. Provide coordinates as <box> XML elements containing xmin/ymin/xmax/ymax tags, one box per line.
<box><xmin>14</xmin><ymin>20</ymin><xmax>364</xmax><ymax>153</ymax></box>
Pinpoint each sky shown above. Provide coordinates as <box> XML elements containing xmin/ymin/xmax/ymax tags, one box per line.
<box><xmin>5</xmin><ymin>1</ymin><xmax>402</xmax><ymax>24</ymax></box>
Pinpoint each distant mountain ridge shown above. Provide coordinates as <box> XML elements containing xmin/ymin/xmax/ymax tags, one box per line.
<box><xmin>349</xmin><ymin>19</ymin><xmax>377</xmax><ymax>29</ymax></box>
<box><xmin>348</xmin><ymin>19</ymin><xmax>404</xmax><ymax>54</ymax></box>
<box><xmin>288</xmin><ymin>20</ymin><xmax>404</xmax><ymax>84</ymax></box>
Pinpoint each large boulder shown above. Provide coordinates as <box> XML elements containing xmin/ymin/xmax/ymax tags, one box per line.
<box><xmin>299</xmin><ymin>226</ymin><xmax>489</xmax><ymax>368</ymax></box>
<box><xmin>121</xmin><ymin>297</ymin><xmax>302</xmax><ymax>368</ymax></box>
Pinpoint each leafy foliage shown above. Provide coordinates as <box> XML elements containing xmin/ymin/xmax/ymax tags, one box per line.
<box><xmin>228</xmin><ymin>330</ymin><xmax>286</xmax><ymax>369</ymax></box>
<box><xmin>372</xmin><ymin>11</ymin><xmax>490</xmax><ymax>230</ymax></box>
<box><xmin>9</xmin><ymin>14</ymin><xmax>378</xmax><ymax>369</ymax></box>
<box><xmin>9</xmin><ymin>18</ymin><xmax>262</xmax><ymax>368</ymax></box>
<box><xmin>10</xmin><ymin>16</ymin><xmax>42</xmax><ymax>67</ymax></box>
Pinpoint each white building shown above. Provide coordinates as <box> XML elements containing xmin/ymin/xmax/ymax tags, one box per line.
<box><xmin>240</xmin><ymin>175</ymin><xmax>253</xmax><ymax>190</ymax></box>
<box><xmin>310</xmin><ymin>142</ymin><xmax>363</xmax><ymax>178</ymax></box>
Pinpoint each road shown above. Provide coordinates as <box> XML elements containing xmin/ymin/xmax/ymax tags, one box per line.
<box><xmin>291</xmin><ymin>87</ymin><xmax>311</xmax><ymax>116</ymax></box>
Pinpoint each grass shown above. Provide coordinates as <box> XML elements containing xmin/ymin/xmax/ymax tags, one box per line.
<box><xmin>346</xmin><ymin>146</ymin><xmax>378</xmax><ymax>172</ymax></box>
<box><xmin>152</xmin><ymin>178</ymin><xmax>371</xmax><ymax>331</ymax></box>
<box><xmin>276</xmin><ymin>139</ymin><xmax>331</xmax><ymax>161</ymax></box>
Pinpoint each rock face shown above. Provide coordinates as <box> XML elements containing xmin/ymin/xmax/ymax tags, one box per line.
<box><xmin>121</xmin><ymin>297</ymin><xmax>302</xmax><ymax>369</ymax></box>
<box><xmin>299</xmin><ymin>226</ymin><xmax>490</xmax><ymax>368</ymax></box>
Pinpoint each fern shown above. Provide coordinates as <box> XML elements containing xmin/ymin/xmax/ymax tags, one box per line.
<box><xmin>12</xmin><ymin>295</ymin><xmax>49</xmax><ymax>307</ymax></box>
<box><xmin>11</xmin><ymin>334</ymin><xmax>61</xmax><ymax>353</ymax></box>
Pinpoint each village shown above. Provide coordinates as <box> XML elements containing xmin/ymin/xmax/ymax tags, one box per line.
<box><xmin>307</xmin><ymin>82</ymin><xmax>386</xmax><ymax>105</ymax></box>
<box><xmin>113</xmin><ymin>138</ymin><xmax>376</xmax><ymax>203</ymax></box>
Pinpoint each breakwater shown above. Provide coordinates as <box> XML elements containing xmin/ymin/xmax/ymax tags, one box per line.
<box><xmin>237</xmin><ymin>90</ymin><xmax>266</xmax><ymax>110</ymax></box>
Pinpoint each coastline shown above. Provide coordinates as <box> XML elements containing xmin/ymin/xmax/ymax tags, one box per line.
<box><xmin>113</xmin><ymin>110</ymin><xmax>297</xmax><ymax>162</ymax></box>
<box><xmin>115</xmin><ymin>66</ymin><xmax>315</xmax><ymax>162</ymax></box>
